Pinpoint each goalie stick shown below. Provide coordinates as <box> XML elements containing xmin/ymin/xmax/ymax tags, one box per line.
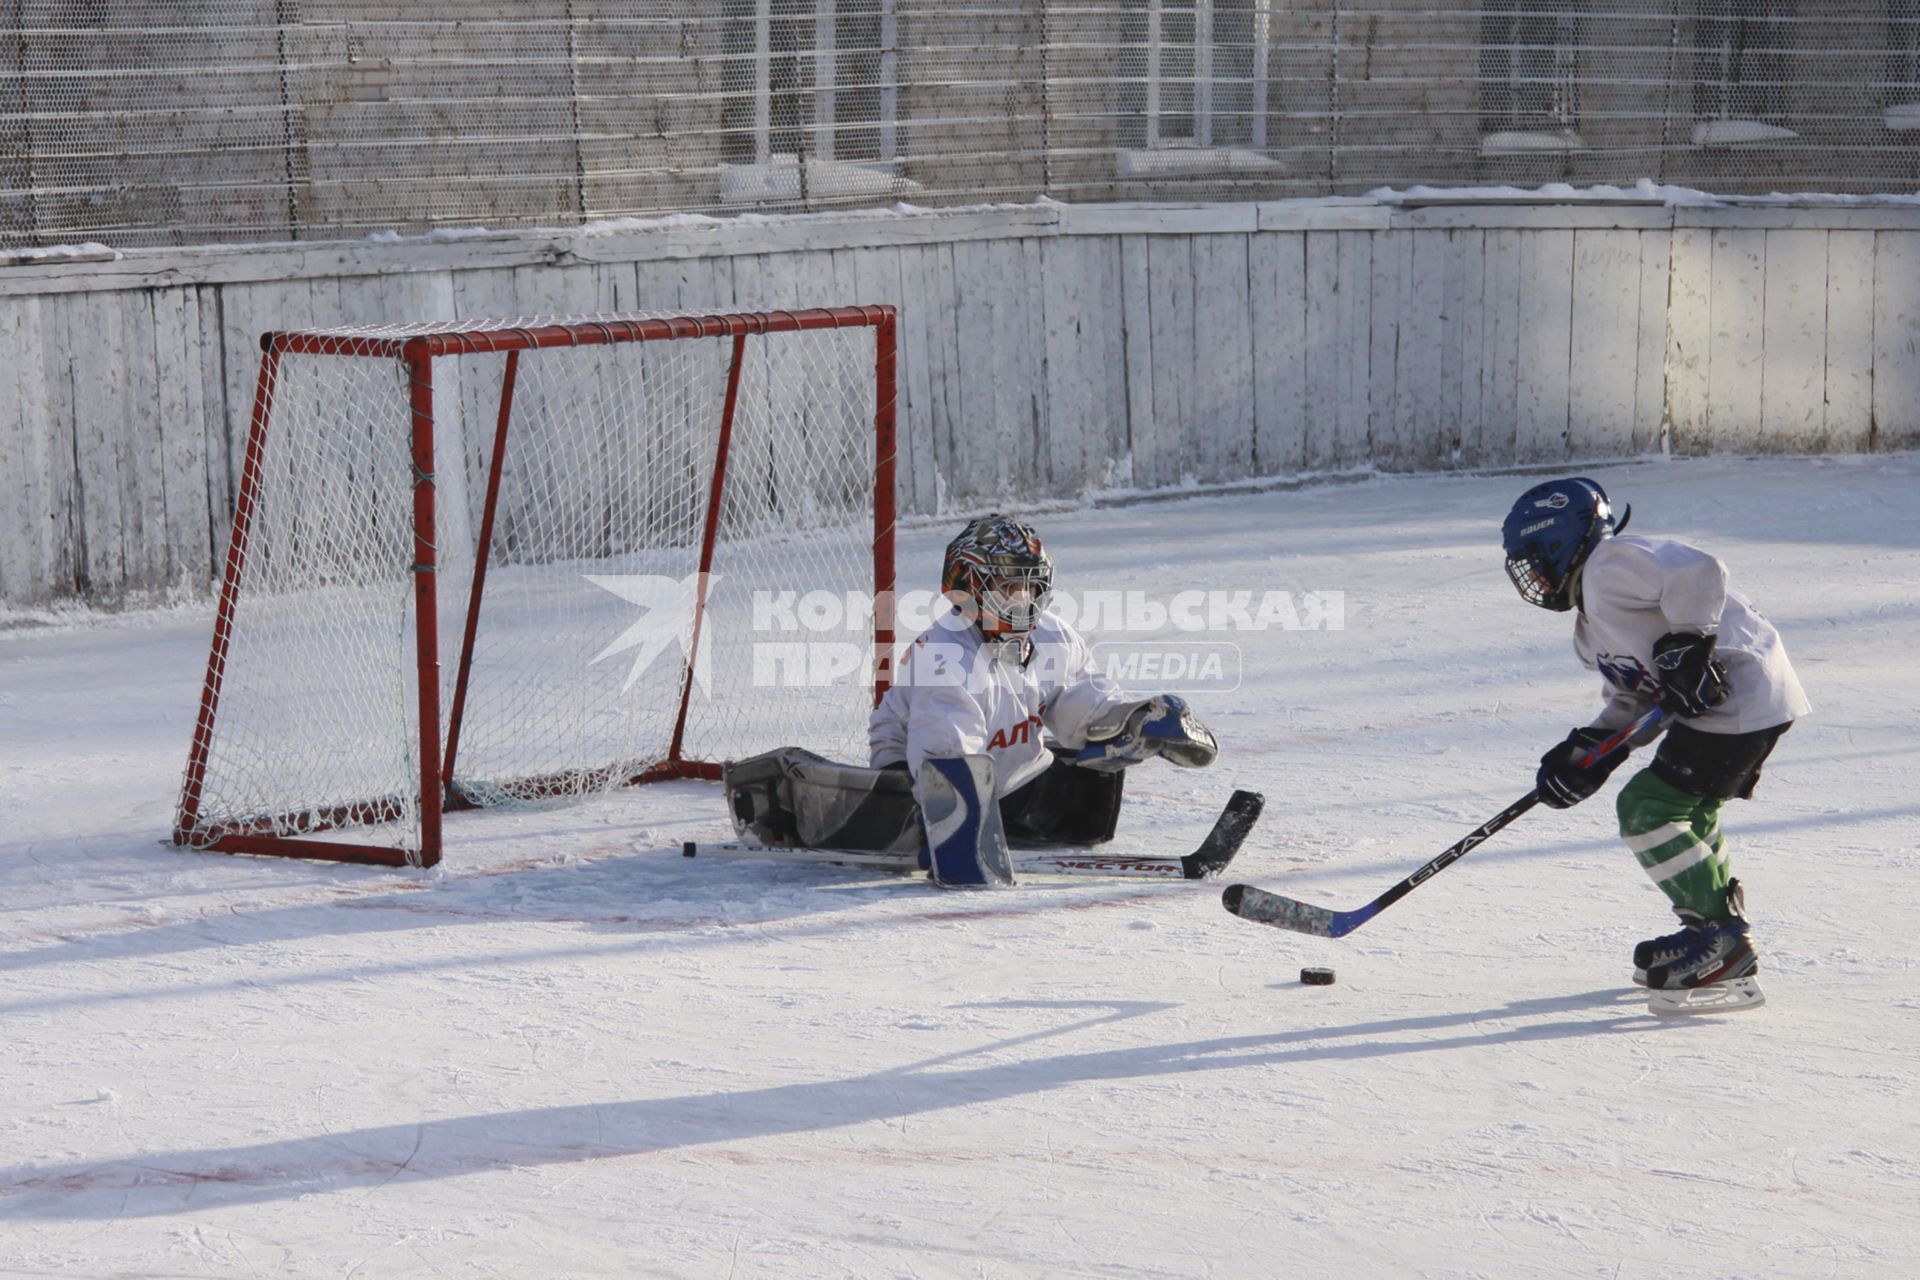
<box><xmin>1222</xmin><ymin>707</ymin><xmax>1663</xmax><ymax>938</ymax></box>
<box><xmin>684</xmin><ymin>788</ymin><xmax>1264</xmax><ymax>881</ymax></box>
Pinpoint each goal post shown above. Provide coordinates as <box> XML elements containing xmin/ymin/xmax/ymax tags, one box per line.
<box><xmin>175</xmin><ymin>307</ymin><xmax>897</xmax><ymax>869</ymax></box>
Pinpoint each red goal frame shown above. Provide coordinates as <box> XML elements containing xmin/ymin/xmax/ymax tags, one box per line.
<box><xmin>175</xmin><ymin>307</ymin><xmax>897</xmax><ymax>869</ymax></box>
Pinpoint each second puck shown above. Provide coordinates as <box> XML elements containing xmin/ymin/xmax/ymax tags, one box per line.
<box><xmin>1300</xmin><ymin>967</ymin><xmax>1336</xmax><ymax>985</ymax></box>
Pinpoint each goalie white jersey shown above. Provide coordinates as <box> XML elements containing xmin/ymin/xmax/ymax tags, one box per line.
<box><xmin>1574</xmin><ymin>534</ymin><xmax>1810</xmax><ymax>735</ymax></box>
<box><xmin>869</xmin><ymin>609</ymin><xmax>1137</xmax><ymax>796</ymax></box>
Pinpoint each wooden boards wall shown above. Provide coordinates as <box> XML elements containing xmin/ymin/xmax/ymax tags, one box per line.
<box><xmin>2</xmin><ymin>201</ymin><xmax>1915</xmax><ymax>607</ymax></box>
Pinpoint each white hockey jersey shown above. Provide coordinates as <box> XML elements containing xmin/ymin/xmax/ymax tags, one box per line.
<box><xmin>868</xmin><ymin>609</ymin><xmax>1137</xmax><ymax>795</ymax></box>
<box><xmin>1573</xmin><ymin>534</ymin><xmax>1809</xmax><ymax>736</ymax></box>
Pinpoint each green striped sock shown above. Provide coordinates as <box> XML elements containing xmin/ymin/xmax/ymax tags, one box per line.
<box><xmin>1616</xmin><ymin>769</ymin><xmax>1731</xmax><ymax>918</ymax></box>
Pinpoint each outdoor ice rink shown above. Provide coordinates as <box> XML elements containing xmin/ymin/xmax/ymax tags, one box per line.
<box><xmin>2</xmin><ymin>453</ymin><xmax>1915</xmax><ymax>1278</ymax></box>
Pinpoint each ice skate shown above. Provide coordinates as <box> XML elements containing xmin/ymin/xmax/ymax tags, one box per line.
<box><xmin>1642</xmin><ymin>882</ymin><xmax>1765</xmax><ymax>1015</ymax></box>
<box><xmin>1632</xmin><ymin>906</ymin><xmax>1712</xmax><ymax>988</ymax></box>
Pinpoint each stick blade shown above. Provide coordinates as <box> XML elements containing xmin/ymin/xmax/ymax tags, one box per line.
<box><xmin>1180</xmin><ymin>789</ymin><xmax>1264</xmax><ymax>879</ymax></box>
<box><xmin>1221</xmin><ymin>882</ymin><xmax>1351</xmax><ymax>938</ymax></box>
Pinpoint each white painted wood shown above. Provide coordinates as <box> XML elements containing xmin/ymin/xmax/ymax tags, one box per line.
<box><xmin>895</xmin><ymin>244</ymin><xmax>944</xmax><ymax>514</ymax></box>
<box><xmin>951</xmin><ymin>239</ymin><xmax>1014</xmax><ymax>501</ymax></box>
<box><xmin>1514</xmin><ymin>231</ymin><xmax>1575</xmax><ymax>461</ymax></box>
<box><xmin>1398</xmin><ymin>232</ymin><xmax>1447</xmax><ymax>468</ymax></box>
<box><xmin>1248</xmin><ymin>232</ymin><xmax>1306</xmax><ymax>474</ymax></box>
<box><xmin>1118</xmin><ymin>235</ymin><xmax>1155</xmax><ymax>491</ymax></box>
<box><xmin>1632</xmin><ymin>231</ymin><xmax>1671</xmax><ymax>455</ymax></box>
<box><xmin>1433</xmin><ymin>230</ymin><xmax>1479</xmax><ymax>465</ymax></box>
<box><xmin>157</xmin><ymin>287</ymin><xmax>215</xmax><ymax>593</ymax></box>
<box><xmin>841</xmin><ymin>246</ymin><xmax>912</xmax><ymax>519</ymax></box>
<box><xmin>1665</xmin><ymin>228</ymin><xmax>1712</xmax><ymax>454</ymax></box>
<box><xmin>41</xmin><ymin>292</ymin><xmax>81</xmax><ymax>597</ymax></box>
<box><xmin>1476</xmin><ymin>229</ymin><xmax>1524</xmax><ymax>465</ymax></box>
<box><xmin>120</xmin><ymin>291</ymin><xmax>171</xmax><ymax>594</ymax></box>
<box><xmin>1676</xmin><ymin>206</ymin><xmax>1920</xmax><ymax>233</ymax></box>
<box><xmin>631</xmin><ymin>258</ymin><xmax>693</xmax><ymax>312</ymax></box>
<box><xmin>1706</xmin><ymin>229</ymin><xmax>1767</xmax><ymax>453</ymax></box>
<box><xmin>1822</xmin><ymin>232</ymin><xmax>1874</xmax><ymax>453</ymax></box>
<box><xmin>1393</xmin><ymin>205</ymin><xmax>1673</xmax><ymax>232</ymax></box>
<box><xmin>1062</xmin><ymin>204</ymin><xmax>1259</xmax><ymax>236</ymax></box>
<box><xmin>1872</xmin><ymin>231</ymin><xmax>1920</xmax><ymax>451</ymax></box>
<box><xmin>1016</xmin><ymin>235</ymin><xmax>1053</xmax><ymax>494</ymax></box>
<box><xmin>925</xmin><ymin>243</ymin><xmax>968</xmax><ymax>507</ymax></box>
<box><xmin>1334</xmin><ymin>231</ymin><xmax>1372</xmax><ymax>469</ymax></box>
<box><xmin>1144</xmin><ymin>235</ymin><xmax>1197</xmax><ymax>488</ymax></box>
<box><xmin>10</xmin><ymin>200</ymin><xmax>1920</xmax><ymax>302</ymax></box>
<box><xmin>1759</xmin><ymin>230</ymin><xmax>1829</xmax><ymax>451</ymax></box>
<box><xmin>1568</xmin><ymin>230</ymin><xmax>1641</xmax><ymax>459</ymax></box>
<box><xmin>973</xmin><ymin>237</ymin><xmax>1046</xmax><ymax>498</ymax></box>
<box><xmin>1191</xmin><ymin>235</ymin><xmax>1254</xmax><ymax>482</ymax></box>
<box><xmin>0</xmin><ymin>297</ymin><xmax>48</xmax><ymax>601</ymax></box>
<box><xmin>63</xmin><ymin>290</ymin><xmax>129</xmax><ymax>599</ymax></box>
<box><xmin>1079</xmin><ymin>237</ymin><xmax>1131</xmax><ymax>493</ymax></box>
<box><xmin>1367</xmin><ymin>231</ymin><xmax>1406</xmax><ymax>467</ymax></box>
<box><xmin>194</xmin><ymin>286</ymin><xmax>234</xmax><ymax>572</ymax></box>
<box><xmin>16</xmin><ymin>201</ymin><xmax>1920</xmax><ymax>607</ymax></box>
<box><xmin>1300</xmin><ymin>231</ymin><xmax>1342</xmax><ymax>469</ymax></box>
<box><xmin>1040</xmin><ymin>235</ymin><xmax>1105</xmax><ymax>495</ymax></box>
<box><xmin>1451</xmin><ymin>230</ymin><xmax>1487</xmax><ymax>466</ymax></box>
<box><xmin>1255</xmin><ymin>202</ymin><xmax>1391</xmax><ymax>232</ymax></box>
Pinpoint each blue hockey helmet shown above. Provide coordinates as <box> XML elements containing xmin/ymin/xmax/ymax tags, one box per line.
<box><xmin>1501</xmin><ymin>477</ymin><xmax>1621</xmax><ymax>611</ymax></box>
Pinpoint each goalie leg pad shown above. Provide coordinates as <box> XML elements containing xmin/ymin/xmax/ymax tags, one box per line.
<box><xmin>724</xmin><ymin>748</ymin><xmax>921</xmax><ymax>854</ymax></box>
<box><xmin>915</xmin><ymin>755</ymin><xmax>1014</xmax><ymax>888</ymax></box>
<box><xmin>999</xmin><ymin>748</ymin><xmax>1125</xmax><ymax>847</ymax></box>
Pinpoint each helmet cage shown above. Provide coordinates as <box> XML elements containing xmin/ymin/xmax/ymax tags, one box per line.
<box><xmin>1505</xmin><ymin>547</ymin><xmax>1569</xmax><ymax>610</ymax></box>
<box><xmin>1500</xmin><ymin>478</ymin><xmax>1615</xmax><ymax>613</ymax></box>
<box><xmin>975</xmin><ymin>564</ymin><xmax>1053</xmax><ymax>634</ymax></box>
<box><xmin>942</xmin><ymin>515</ymin><xmax>1055</xmax><ymax>637</ymax></box>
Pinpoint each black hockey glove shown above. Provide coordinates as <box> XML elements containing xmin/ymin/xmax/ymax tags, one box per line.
<box><xmin>1652</xmin><ymin>631</ymin><xmax>1731</xmax><ymax>719</ymax></box>
<box><xmin>1535</xmin><ymin>727</ymin><xmax>1630</xmax><ymax>809</ymax></box>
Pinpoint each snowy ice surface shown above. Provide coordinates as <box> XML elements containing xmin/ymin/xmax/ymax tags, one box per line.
<box><xmin>2</xmin><ymin>455</ymin><xmax>1916</xmax><ymax>1279</ymax></box>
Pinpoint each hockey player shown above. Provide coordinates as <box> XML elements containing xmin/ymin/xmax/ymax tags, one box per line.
<box><xmin>726</xmin><ymin>514</ymin><xmax>1218</xmax><ymax>886</ymax></box>
<box><xmin>1501</xmin><ymin>477</ymin><xmax>1809</xmax><ymax>1013</ymax></box>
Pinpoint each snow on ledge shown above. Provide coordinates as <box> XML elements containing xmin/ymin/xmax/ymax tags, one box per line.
<box><xmin>1371</xmin><ymin>180</ymin><xmax>1717</xmax><ymax>207</ymax></box>
<box><xmin>717</xmin><ymin>156</ymin><xmax>924</xmax><ymax>204</ymax></box>
<box><xmin>1692</xmin><ymin>119</ymin><xmax>1800</xmax><ymax>147</ymax></box>
<box><xmin>1885</xmin><ymin>103</ymin><xmax>1920</xmax><ymax>131</ymax></box>
<box><xmin>12</xmin><ymin>184</ymin><xmax>1920</xmax><ymax>290</ymax></box>
<box><xmin>0</xmin><ymin>241</ymin><xmax>119</xmax><ymax>267</ymax></box>
<box><xmin>1115</xmin><ymin>146</ymin><xmax>1286</xmax><ymax>177</ymax></box>
<box><xmin>1478</xmin><ymin>130</ymin><xmax>1589</xmax><ymax>156</ymax></box>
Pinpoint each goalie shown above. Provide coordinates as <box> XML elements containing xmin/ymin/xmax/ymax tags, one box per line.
<box><xmin>725</xmin><ymin>514</ymin><xmax>1218</xmax><ymax>886</ymax></box>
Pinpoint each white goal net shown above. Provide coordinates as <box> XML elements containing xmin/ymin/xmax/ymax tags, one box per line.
<box><xmin>176</xmin><ymin>309</ymin><xmax>896</xmax><ymax>868</ymax></box>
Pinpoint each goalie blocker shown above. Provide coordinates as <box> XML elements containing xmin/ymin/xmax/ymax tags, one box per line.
<box><xmin>724</xmin><ymin>744</ymin><xmax>1128</xmax><ymax>888</ymax></box>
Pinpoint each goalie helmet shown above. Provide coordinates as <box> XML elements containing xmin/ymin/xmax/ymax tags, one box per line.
<box><xmin>1501</xmin><ymin>477</ymin><xmax>1622</xmax><ymax>612</ymax></box>
<box><xmin>942</xmin><ymin>514</ymin><xmax>1054</xmax><ymax>637</ymax></box>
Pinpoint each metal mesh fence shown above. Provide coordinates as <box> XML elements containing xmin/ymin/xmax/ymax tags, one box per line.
<box><xmin>6</xmin><ymin>2</ymin><xmax>1918</xmax><ymax>250</ymax></box>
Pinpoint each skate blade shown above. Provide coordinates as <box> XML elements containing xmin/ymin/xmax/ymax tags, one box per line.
<box><xmin>1646</xmin><ymin>976</ymin><xmax>1765</xmax><ymax>1016</ymax></box>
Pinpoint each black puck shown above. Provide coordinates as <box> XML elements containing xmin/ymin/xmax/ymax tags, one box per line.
<box><xmin>1300</xmin><ymin>967</ymin><xmax>1336</xmax><ymax>985</ymax></box>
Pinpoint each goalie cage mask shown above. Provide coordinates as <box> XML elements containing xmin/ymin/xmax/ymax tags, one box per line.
<box><xmin>942</xmin><ymin>514</ymin><xmax>1055</xmax><ymax>637</ymax></box>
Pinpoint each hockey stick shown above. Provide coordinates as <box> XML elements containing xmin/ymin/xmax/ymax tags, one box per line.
<box><xmin>1221</xmin><ymin>707</ymin><xmax>1663</xmax><ymax>938</ymax></box>
<box><xmin>685</xmin><ymin>788</ymin><xmax>1264</xmax><ymax>882</ymax></box>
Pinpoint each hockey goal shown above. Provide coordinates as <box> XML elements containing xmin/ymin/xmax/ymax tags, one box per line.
<box><xmin>175</xmin><ymin>308</ymin><xmax>897</xmax><ymax>868</ymax></box>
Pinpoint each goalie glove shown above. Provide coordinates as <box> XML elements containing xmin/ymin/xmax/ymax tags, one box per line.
<box><xmin>1074</xmin><ymin>695</ymin><xmax>1218</xmax><ymax>773</ymax></box>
